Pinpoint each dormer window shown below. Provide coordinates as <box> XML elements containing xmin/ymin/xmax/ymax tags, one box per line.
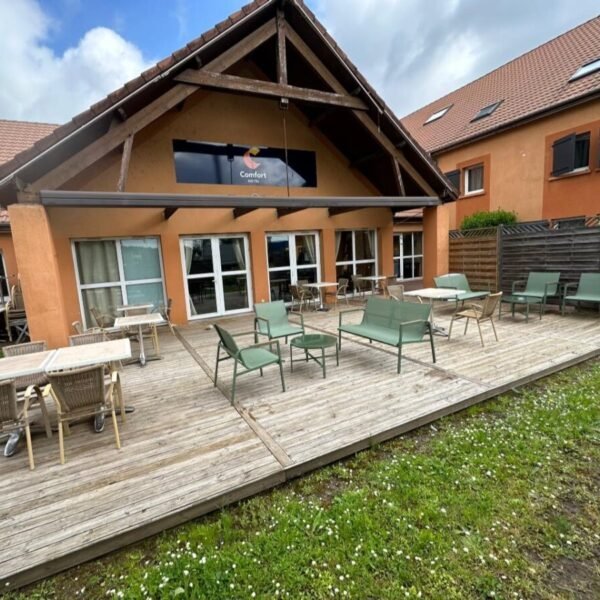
<box><xmin>424</xmin><ymin>105</ymin><xmax>451</xmax><ymax>124</ymax></box>
<box><xmin>471</xmin><ymin>101</ymin><xmax>502</xmax><ymax>122</ymax></box>
<box><xmin>570</xmin><ymin>58</ymin><xmax>600</xmax><ymax>81</ymax></box>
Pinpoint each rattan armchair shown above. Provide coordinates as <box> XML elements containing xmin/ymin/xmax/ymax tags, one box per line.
<box><xmin>5</xmin><ymin>284</ymin><xmax>27</xmax><ymax>343</ymax></box>
<box><xmin>3</xmin><ymin>341</ymin><xmax>49</xmax><ymax>389</ymax></box>
<box><xmin>48</xmin><ymin>365</ymin><xmax>121</xmax><ymax>464</ymax></box>
<box><xmin>387</xmin><ymin>284</ymin><xmax>405</xmax><ymax>301</ymax></box>
<box><xmin>352</xmin><ymin>275</ymin><xmax>369</xmax><ymax>299</ymax></box>
<box><xmin>0</xmin><ymin>379</ymin><xmax>52</xmax><ymax>470</ymax></box>
<box><xmin>448</xmin><ymin>292</ymin><xmax>503</xmax><ymax>347</ymax></box>
<box><xmin>324</xmin><ymin>278</ymin><xmax>350</xmax><ymax>309</ymax></box>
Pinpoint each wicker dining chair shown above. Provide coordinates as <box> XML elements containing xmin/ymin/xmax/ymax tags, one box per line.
<box><xmin>324</xmin><ymin>278</ymin><xmax>350</xmax><ymax>309</ymax></box>
<box><xmin>351</xmin><ymin>275</ymin><xmax>369</xmax><ymax>299</ymax></box>
<box><xmin>387</xmin><ymin>284</ymin><xmax>405</xmax><ymax>301</ymax></box>
<box><xmin>47</xmin><ymin>365</ymin><xmax>121</xmax><ymax>464</ymax></box>
<box><xmin>448</xmin><ymin>292</ymin><xmax>503</xmax><ymax>347</ymax></box>
<box><xmin>156</xmin><ymin>298</ymin><xmax>175</xmax><ymax>335</ymax></box>
<box><xmin>297</xmin><ymin>280</ymin><xmax>317</xmax><ymax>310</ymax></box>
<box><xmin>68</xmin><ymin>332</ymin><xmax>107</xmax><ymax>346</ymax></box>
<box><xmin>67</xmin><ymin>332</ymin><xmax>125</xmax><ymax>423</ymax></box>
<box><xmin>5</xmin><ymin>284</ymin><xmax>27</xmax><ymax>342</ymax></box>
<box><xmin>0</xmin><ymin>379</ymin><xmax>52</xmax><ymax>470</ymax></box>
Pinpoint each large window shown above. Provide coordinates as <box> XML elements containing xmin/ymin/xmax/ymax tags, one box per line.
<box><xmin>74</xmin><ymin>238</ymin><xmax>166</xmax><ymax>328</ymax></box>
<box><xmin>551</xmin><ymin>132</ymin><xmax>590</xmax><ymax>176</ymax></box>
<box><xmin>335</xmin><ymin>230</ymin><xmax>377</xmax><ymax>286</ymax></box>
<box><xmin>393</xmin><ymin>232</ymin><xmax>423</xmax><ymax>280</ymax></box>
<box><xmin>267</xmin><ymin>232</ymin><xmax>320</xmax><ymax>302</ymax></box>
<box><xmin>464</xmin><ymin>164</ymin><xmax>484</xmax><ymax>195</ymax></box>
<box><xmin>181</xmin><ymin>235</ymin><xmax>252</xmax><ymax>319</ymax></box>
<box><xmin>173</xmin><ymin>140</ymin><xmax>317</xmax><ymax>188</ymax></box>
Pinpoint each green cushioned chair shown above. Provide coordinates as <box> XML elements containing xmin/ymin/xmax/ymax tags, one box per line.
<box><xmin>434</xmin><ymin>273</ymin><xmax>489</xmax><ymax>306</ymax></box>
<box><xmin>509</xmin><ymin>271</ymin><xmax>561</xmax><ymax>319</ymax></box>
<box><xmin>213</xmin><ymin>324</ymin><xmax>285</xmax><ymax>403</ymax></box>
<box><xmin>254</xmin><ymin>300</ymin><xmax>304</xmax><ymax>343</ymax></box>
<box><xmin>338</xmin><ymin>297</ymin><xmax>435</xmax><ymax>374</ymax></box>
<box><xmin>561</xmin><ymin>273</ymin><xmax>600</xmax><ymax>315</ymax></box>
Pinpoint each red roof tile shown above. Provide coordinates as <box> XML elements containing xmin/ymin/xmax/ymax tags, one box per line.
<box><xmin>0</xmin><ymin>119</ymin><xmax>58</xmax><ymax>166</ymax></box>
<box><xmin>402</xmin><ymin>16</ymin><xmax>600</xmax><ymax>154</ymax></box>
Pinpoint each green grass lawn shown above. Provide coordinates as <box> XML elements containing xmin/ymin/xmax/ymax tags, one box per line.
<box><xmin>10</xmin><ymin>360</ymin><xmax>600</xmax><ymax>600</ymax></box>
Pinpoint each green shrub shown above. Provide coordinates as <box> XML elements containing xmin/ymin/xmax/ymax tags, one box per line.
<box><xmin>460</xmin><ymin>209</ymin><xmax>517</xmax><ymax>231</ymax></box>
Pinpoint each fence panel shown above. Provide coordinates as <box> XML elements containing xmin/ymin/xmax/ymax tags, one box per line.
<box><xmin>448</xmin><ymin>228</ymin><xmax>499</xmax><ymax>291</ymax></box>
<box><xmin>500</xmin><ymin>227</ymin><xmax>600</xmax><ymax>295</ymax></box>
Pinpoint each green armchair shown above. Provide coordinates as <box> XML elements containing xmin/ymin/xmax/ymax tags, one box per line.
<box><xmin>213</xmin><ymin>324</ymin><xmax>286</xmax><ymax>403</ymax></box>
<box><xmin>561</xmin><ymin>273</ymin><xmax>600</xmax><ymax>315</ymax></box>
<box><xmin>254</xmin><ymin>300</ymin><xmax>304</xmax><ymax>343</ymax></box>
<box><xmin>511</xmin><ymin>272</ymin><xmax>561</xmax><ymax>319</ymax></box>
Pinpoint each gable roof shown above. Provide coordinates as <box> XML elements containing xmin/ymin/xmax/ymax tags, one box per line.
<box><xmin>0</xmin><ymin>0</ymin><xmax>454</xmax><ymax>202</ymax></box>
<box><xmin>0</xmin><ymin>120</ymin><xmax>57</xmax><ymax>166</ymax></box>
<box><xmin>402</xmin><ymin>15</ymin><xmax>600</xmax><ymax>154</ymax></box>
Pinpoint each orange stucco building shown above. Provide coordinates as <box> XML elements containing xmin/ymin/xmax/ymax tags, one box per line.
<box><xmin>0</xmin><ymin>0</ymin><xmax>455</xmax><ymax>348</ymax></box>
<box><xmin>403</xmin><ymin>16</ymin><xmax>600</xmax><ymax>231</ymax></box>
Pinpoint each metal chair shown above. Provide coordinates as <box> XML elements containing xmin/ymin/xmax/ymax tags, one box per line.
<box><xmin>254</xmin><ymin>300</ymin><xmax>304</xmax><ymax>343</ymax></box>
<box><xmin>449</xmin><ymin>292</ymin><xmax>503</xmax><ymax>347</ymax></box>
<box><xmin>324</xmin><ymin>278</ymin><xmax>350</xmax><ymax>309</ymax></box>
<box><xmin>213</xmin><ymin>323</ymin><xmax>285</xmax><ymax>403</ymax></box>
<box><xmin>47</xmin><ymin>365</ymin><xmax>121</xmax><ymax>464</ymax></box>
<box><xmin>0</xmin><ymin>379</ymin><xmax>52</xmax><ymax>470</ymax></box>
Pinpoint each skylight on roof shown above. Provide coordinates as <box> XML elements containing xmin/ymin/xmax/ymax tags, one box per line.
<box><xmin>570</xmin><ymin>57</ymin><xmax>600</xmax><ymax>81</ymax></box>
<box><xmin>424</xmin><ymin>105</ymin><xmax>451</xmax><ymax>124</ymax></box>
<box><xmin>471</xmin><ymin>100</ymin><xmax>503</xmax><ymax>122</ymax></box>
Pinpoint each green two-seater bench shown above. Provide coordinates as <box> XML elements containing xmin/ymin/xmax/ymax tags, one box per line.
<box><xmin>338</xmin><ymin>297</ymin><xmax>435</xmax><ymax>374</ymax></box>
<box><xmin>562</xmin><ymin>273</ymin><xmax>600</xmax><ymax>315</ymax></box>
<box><xmin>434</xmin><ymin>273</ymin><xmax>489</xmax><ymax>306</ymax></box>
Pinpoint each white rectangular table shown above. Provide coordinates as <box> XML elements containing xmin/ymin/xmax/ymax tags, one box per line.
<box><xmin>303</xmin><ymin>282</ymin><xmax>339</xmax><ymax>310</ymax></box>
<box><xmin>46</xmin><ymin>339</ymin><xmax>132</xmax><ymax>372</ymax></box>
<box><xmin>0</xmin><ymin>350</ymin><xmax>56</xmax><ymax>381</ymax></box>
<box><xmin>404</xmin><ymin>288</ymin><xmax>459</xmax><ymax>336</ymax></box>
<box><xmin>114</xmin><ymin>313</ymin><xmax>164</xmax><ymax>366</ymax></box>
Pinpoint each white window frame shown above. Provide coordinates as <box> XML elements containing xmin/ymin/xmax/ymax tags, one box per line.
<box><xmin>335</xmin><ymin>229</ymin><xmax>378</xmax><ymax>280</ymax></box>
<box><xmin>266</xmin><ymin>231</ymin><xmax>321</xmax><ymax>302</ymax></box>
<box><xmin>464</xmin><ymin>164</ymin><xmax>484</xmax><ymax>195</ymax></box>
<box><xmin>180</xmin><ymin>234</ymin><xmax>253</xmax><ymax>320</ymax></box>
<box><xmin>0</xmin><ymin>251</ymin><xmax>9</xmax><ymax>303</ymax></box>
<box><xmin>72</xmin><ymin>237</ymin><xmax>167</xmax><ymax>330</ymax></box>
<box><xmin>393</xmin><ymin>232</ymin><xmax>423</xmax><ymax>281</ymax></box>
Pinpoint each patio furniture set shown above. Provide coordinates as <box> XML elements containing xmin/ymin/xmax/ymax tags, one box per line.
<box><xmin>0</xmin><ymin>301</ymin><xmax>175</xmax><ymax>471</ymax></box>
<box><xmin>214</xmin><ymin>295</ymin><xmax>437</xmax><ymax>401</ymax></box>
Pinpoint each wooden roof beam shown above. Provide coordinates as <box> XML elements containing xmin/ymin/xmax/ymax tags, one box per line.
<box><xmin>276</xmin><ymin>9</ymin><xmax>288</xmax><ymax>85</ymax></box>
<box><xmin>328</xmin><ymin>207</ymin><xmax>363</xmax><ymax>216</ymax></box>
<box><xmin>277</xmin><ymin>207</ymin><xmax>307</xmax><ymax>218</ymax></box>
<box><xmin>391</xmin><ymin>158</ymin><xmax>406</xmax><ymax>197</ymax></box>
<box><xmin>233</xmin><ymin>207</ymin><xmax>259</xmax><ymax>218</ymax></box>
<box><xmin>351</xmin><ymin>150</ymin><xmax>385</xmax><ymax>168</ymax></box>
<box><xmin>164</xmin><ymin>207</ymin><xmax>178</xmax><ymax>219</ymax></box>
<box><xmin>117</xmin><ymin>135</ymin><xmax>134</xmax><ymax>193</ymax></box>
<box><xmin>28</xmin><ymin>19</ymin><xmax>278</xmax><ymax>193</ymax></box>
<box><xmin>174</xmin><ymin>71</ymin><xmax>368</xmax><ymax>110</ymax></box>
<box><xmin>285</xmin><ymin>26</ymin><xmax>437</xmax><ymax>197</ymax></box>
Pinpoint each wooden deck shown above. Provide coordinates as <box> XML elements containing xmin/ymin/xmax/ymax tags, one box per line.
<box><xmin>1</xmin><ymin>304</ymin><xmax>599</xmax><ymax>589</ymax></box>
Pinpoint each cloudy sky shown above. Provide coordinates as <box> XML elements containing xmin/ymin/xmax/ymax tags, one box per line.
<box><xmin>0</xmin><ymin>0</ymin><xmax>598</xmax><ymax>124</ymax></box>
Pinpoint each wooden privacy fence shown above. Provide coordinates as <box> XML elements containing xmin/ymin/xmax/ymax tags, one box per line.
<box><xmin>449</xmin><ymin>228</ymin><xmax>499</xmax><ymax>291</ymax></box>
<box><xmin>449</xmin><ymin>216</ymin><xmax>600</xmax><ymax>297</ymax></box>
<box><xmin>500</xmin><ymin>220</ymin><xmax>600</xmax><ymax>297</ymax></box>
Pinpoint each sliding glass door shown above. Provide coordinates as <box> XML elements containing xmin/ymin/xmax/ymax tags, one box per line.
<box><xmin>73</xmin><ymin>237</ymin><xmax>166</xmax><ymax>328</ymax></box>
<box><xmin>181</xmin><ymin>235</ymin><xmax>252</xmax><ymax>319</ymax></box>
<box><xmin>267</xmin><ymin>232</ymin><xmax>320</xmax><ymax>302</ymax></box>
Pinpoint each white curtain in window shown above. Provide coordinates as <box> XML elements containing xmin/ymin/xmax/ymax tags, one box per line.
<box><xmin>303</xmin><ymin>235</ymin><xmax>316</xmax><ymax>265</ymax></box>
<box><xmin>232</xmin><ymin>238</ymin><xmax>245</xmax><ymax>270</ymax></box>
<box><xmin>335</xmin><ymin>232</ymin><xmax>342</xmax><ymax>262</ymax></box>
<box><xmin>366</xmin><ymin>230</ymin><xmax>374</xmax><ymax>261</ymax></box>
<box><xmin>76</xmin><ymin>241</ymin><xmax>119</xmax><ymax>284</ymax></box>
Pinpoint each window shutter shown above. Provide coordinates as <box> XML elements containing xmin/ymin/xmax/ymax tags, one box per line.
<box><xmin>551</xmin><ymin>133</ymin><xmax>576</xmax><ymax>176</ymax></box>
<box><xmin>444</xmin><ymin>169</ymin><xmax>460</xmax><ymax>191</ymax></box>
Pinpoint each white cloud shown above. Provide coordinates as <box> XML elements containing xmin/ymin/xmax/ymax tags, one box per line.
<box><xmin>0</xmin><ymin>0</ymin><xmax>151</xmax><ymax>123</ymax></box>
<box><xmin>312</xmin><ymin>0</ymin><xmax>600</xmax><ymax>116</ymax></box>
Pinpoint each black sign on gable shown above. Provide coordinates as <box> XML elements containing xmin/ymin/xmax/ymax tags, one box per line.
<box><xmin>173</xmin><ymin>140</ymin><xmax>317</xmax><ymax>188</ymax></box>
